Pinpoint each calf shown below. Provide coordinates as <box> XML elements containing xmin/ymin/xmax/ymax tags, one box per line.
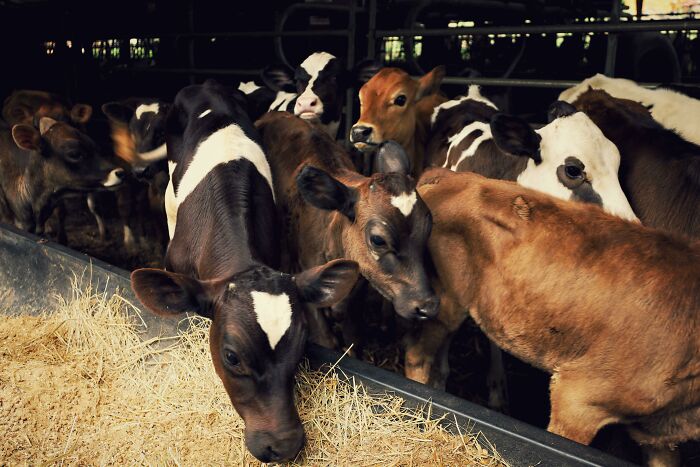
<box><xmin>238</xmin><ymin>51</ymin><xmax>348</xmax><ymax>137</ymax></box>
<box><xmin>559</xmin><ymin>74</ymin><xmax>700</xmax><ymax>146</ymax></box>
<box><xmin>417</xmin><ymin>168</ymin><xmax>699</xmax><ymax>466</ymax></box>
<box><xmin>131</xmin><ymin>81</ymin><xmax>359</xmax><ymax>464</ymax></box>
<box><xmin>0</xmin><ymin>117</ymin><xmax>123</xmax><ymax>235</ymax></box>
<box><xmin>350</xmin><ymin>66</ymin><xmax>447</xmax><ymax>176</ymax></box>
<box><xmin>427</xmin><ymin>86</ymin><xmax>638</xmax><ymax>221</ymax></box>
<box><xmin>256</xmin><ymin>112</ymin><xmax>438</xmax><ymax>349</ymax></box>
<box><xmin>571</xmin><ymin>89</ymin><xmax>700</xmax><ymax>238</ymax></box>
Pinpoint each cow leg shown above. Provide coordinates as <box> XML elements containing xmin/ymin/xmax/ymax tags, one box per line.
<box><xmin>305</xmin><ymin>305</ymin><xmax>339</xmax><ymax>350</ymax></box>
<box><xmin>643</xmin><ymin>446</ymin><xmax>680</xmax><ymax>467</ymax></box>
<box><xmin>486</xmin><ymin>341</ymin><xmax>510</xmax><ymax>413</ymax></box>
<box><xmin>86</xmin><ymin>194</ymin><xmax>107</xmax><ymax>241</ymax></box>
<box><xmin>548</xmin><ymin>372</ymin><xmax>617</xmax><ymax>445</ymax></box>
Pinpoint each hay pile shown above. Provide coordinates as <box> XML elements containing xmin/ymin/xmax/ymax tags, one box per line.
<box><xmin>0</xmin><ymin>288</ymin><xmax>505</xmax><ymax>466</ymax></box>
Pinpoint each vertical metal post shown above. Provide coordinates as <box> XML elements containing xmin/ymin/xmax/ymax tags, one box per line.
<box><xmin>604</xmin><ymin>0</ymin><xmax>621</xmax><ymax>77</ymax></box>
<box><xmin>344</xmin><ymin>0</ymin><xmax>357</xmax><ymax>138</ymax></box>
<box><xmin>187</xmin><ymin>0</ymin><xmax>196</xmax><ymax>84</ymax></box>
<box><xmin>367</xmin><ymin>0</ymin><xmax>377</xmax><ymax>59</ymax></box>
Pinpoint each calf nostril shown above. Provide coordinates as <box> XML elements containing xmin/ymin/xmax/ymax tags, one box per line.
<box><xmin>415</xmin><ymin>307</ymin><xmax>430</xmax><ymax>320</ymax></box>
<box><xmin>266</xmin><ymin>445</ymin><xmax>280</xmax><ymax>461</ymax></box>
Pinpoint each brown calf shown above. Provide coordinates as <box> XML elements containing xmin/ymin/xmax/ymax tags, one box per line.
<box><xmin>256</xmin><ymin>112</ymin><xmax>438</xmax><ymax>349</ymax></box>
<box><xmin>350</xmin><ymin>66</ymin><xmax>447</xmax><ymax>176</ymax></box>
<box><xmin>570</xmin><ymin>89</ymin><xmax>700</xmax><ymax>239</ymax></box>
<box><xmin>412</xmin><ymin>168</ymin><xmax>699</xmax><ymax>465</ymax></box>
<box><xmin>2</xmin><ymin>90</ymin><xmax>92</xmax><ymax>127</ymax></box>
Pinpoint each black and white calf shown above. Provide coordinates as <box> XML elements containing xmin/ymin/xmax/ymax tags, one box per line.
<box><xmin>237</xmin><ymin>51</ymin><xmax>346</xmax><ymax>137</ymax></box>
<box><xmin>132</xmin><ymin>80</ymin><xmax>359</xmax><ymax>464</ymax></box>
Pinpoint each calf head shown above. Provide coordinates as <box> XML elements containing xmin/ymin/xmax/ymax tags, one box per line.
<box><xmin>131</xmin><ymin>259</ymin><xmax>359</xmax><ymax>463</ymax></box>
<box><xmin>262</xmin><ymin>52</ymin><xmax>346</xmax><ymax>133</ymax></box>
<box><xmin>102</xmin><ymin>100</ymin><xmax>169</xmax><ymax>175</ymax></box>
<box><xmin>490</xmin><ymin>103</ymin><xmax>638</xmax><ymax>221</ymax></box>
<box><xmin>2</xmin><ymin>90</ymin><xmax>92</xmax><ymax>127</ymax></box>
<box><xmin>11</xmin><ymin>117</ymin><xmax>124</xmax><ymax>192</ymax></box>
<box><xmin>296</xmin><ymin>142</ymin><xmax>438</xmax><ymax>320</ymax></box>
<box><xmin>351</xmin><ymin>66</ymin><xmax>445</xmax><ymax>152</ymax></box>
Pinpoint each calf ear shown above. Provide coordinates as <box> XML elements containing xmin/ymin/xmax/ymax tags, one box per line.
<box><xmin>102</xmin><ymin>102</ymin><xmax>134</xmax><ymax>124</ymax></box>
<box><xmin>374</xmin><ymin>141</ymin><xmax>411</xmax><ymax>175</ymax></box>
<box><xmin>490</xmin><ymin>114</ymin><xmax>542</xmax><ymax>163</ymax></box>
<box><xmin>295</xmin><ymin>259</ymin><xmax>360</xmax><ymax>307</ymax></box>
<box><xmin>353</xmin><ymin>59</ymin><xmax>382</xmax><ymax>85</ymax></box>
<box><xmin>70</xmin><ymin>103</ymin><xmax>93</xmax><ymax>124</ymax></box>
<box><xmin>296</xmin><ymin>165</ymin><xmax>357</xmax><ymax>221</ymax></box>
<box><xmin>261</xmin><ymin>64</ymin><xmax>296</xmax><ymax>93</ymax></box>
<box><xmin>11</xmin><ymin>124</ymin><xmax>41</xmax><ymax>151</ymax></box>
<box><xmin>547</xmin><ymin>101</ymin><xmax>577</xmax><ymax>122</ymax></box>
<box><xmin>131</xmin><ymin>268</ymin><xmax>216</xmax><ymax>319</ymax></box>
<box><xmin>416</xmin><ymin>65</ymin><xmax>446</xmax><ymax>100</ymax></box>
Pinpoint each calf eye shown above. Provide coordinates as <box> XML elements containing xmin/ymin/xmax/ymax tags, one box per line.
<box><xmin>393</xmin><ymin>95</ymin><xmax>407</xmax><ymax>106</ymax></box>
<box><xmin>65</xmin><ymin>151</ymin><xmax>84</xmax><ymax>163</ymax></box>
<box><xmin>370</xmin><ymin>235</ymin><xmax>387</xmax><ymax>248</ymax></box>
<box><xmin>565</xmin><ymin>164</ymin><xmax>583</xmax><ymax>179</ymax></box>
<box><xmin>224</xmin><ymin>350</ymin><xmax>240</xmax><ymax>367</ymax></box>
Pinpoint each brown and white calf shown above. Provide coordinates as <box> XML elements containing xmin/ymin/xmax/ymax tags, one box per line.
<box><xmin>560</xmin><ymin>74</ymin><xmax>700</xmax><ymax>146</ymax></box>
<box><xmin>416</xmin><ymin>168</ymin><xmax>699</xmax><ymax>466</ymax></box>
<box><xmin>350</xmin><ymin>66</ymin><xmax>447</xmax><ymax>176</ymax></box>
<box><xmin>0</xmin><ymin>118</ymin><xmax>123</xmax><ymax>237</ymax></box>
<box><xmin>570</xmin><ymin>89</ymin><xmax>700</xmax><ymax>239</ymax></box>
<box><xmin>256</xmin><ymin>111</ymin><xmax>438</xmax><ymax>349</ymax></box>
<box><xmin>132</xmin><ymin>81</ymin><xmax>358</xmax><ymax>464</ymax></box>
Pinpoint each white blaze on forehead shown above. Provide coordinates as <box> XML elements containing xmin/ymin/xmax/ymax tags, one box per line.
<box><xmin>517</xmin><ymin>112</ymin><xmax>638</xmax><ymax>221</ymax></box>
<box><xmin>431</xmin><ymin>85</ymin><xmax>498</xmax><ymax>127</ymax></box>
<box><xmin>269</xmin><ymin>91</ymin><xmax>297</xmax><ymax>112</ymax></box>
<box><xmin>238</xmin><ymin>81</ymin><xmax>262</xmax><ymax>95</ymax></box>
<box><xmin>443</xmin><ymin>121</ymin><xmax>492</xmax><ymax>171</ymax></box>
<box><xmin>251</xmin><ymin>291</ymin><xmax>293</xmax><ymax>350</ymax></box>
<box><xmin>135</xmin><ymin>102</ymin><xmax>160</xmax><ymax>120</ymax></box>
<box><xmin>559</xmin><ymin>73</ymin><xmax>700</xmax><ymax>146</ymax></box>
<box><xmin>391</xmin><ymin>191</ymin><xmax>418</xmax><ymax>217</ymax></box>
<box><xmin>171</xmin><ymin>124</ymin><xmax>275</xmax><ymax>230</ymax></box>
<box><xmin>198</xmin><ymin>109</ymin><xmax>212</xmax><ymax>119</ymax></box>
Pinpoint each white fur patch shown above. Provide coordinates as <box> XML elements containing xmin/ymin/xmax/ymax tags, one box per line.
<box><xmin>101</xmin><ymin>168</ymin><xmax>123</xmax><ymax>187</ymax></box>
<box><xmin>138</xmin><ymin>142</ymin><xmax>167</xmax><ymax>161</ymax></box>
<box><xmin>443</xmin><ymin>121</ymin><xmax>492</xmax><ymax>170</ymax></box>
<box><xmin>165</xmin><ymin>161</ymin><xmax>177</xmax><ymax>239</ymax></box>
<box><xmin>269</xmin><ymin>91</ymin><xmax>297</xmax><ymax>112</ymax></box>
<box><xmin>560</xmin><ymin>74</ymin><xmax>700</xmax><ymax>146</ymax></box>
<box><xmin>391</xmin><ymin>191</ymin><xmax>418</xmax><ymax>217</ymax></box>
<box><xmin>295</xmin><ymin>52</ymin><xmax>335</xmax><ymax>119</ymax></box>
<box><xmin>238</xmin><ymin>81</ymin><xmax>262</xmax><ymax>95</ymax></box>
<box><xmin>251</xmin><ymin>291</ymin><xmax>293</xmax><ymax>350</ymax></box>
<box><xmin>517</xmin><ymin>112</ymin><xmax>638</xmax><ymax>221</ymax></box>
<box><xmin>431</xmin><ymin>85</ymin><xmax>498</xmax><ymax>127</ymax></box>
<box><xmin>169</xmin><ymin>124</ymin><xmax>275</xmax><ymax>236</ymax></box>
<box><xmin>135</xmin><ymin>103</ymin><xmax>160</xmax><ymax>120</ymax></box>
<box><xmin>198</xmin><ymin>109</ymin><xmax>212</xmax><ymax>119</ymax></box>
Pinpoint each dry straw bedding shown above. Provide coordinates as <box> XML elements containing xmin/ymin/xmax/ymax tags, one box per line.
<box><xmin>0</xmin><ymin>288</ymin><xmax>505</xmax><ymax>466</ymax></box>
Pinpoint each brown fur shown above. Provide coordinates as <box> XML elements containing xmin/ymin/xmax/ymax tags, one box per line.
<box><xmin>415</xmin><ymin>168</ymin><xmax>700</xmax><ymax>455</ymax></box>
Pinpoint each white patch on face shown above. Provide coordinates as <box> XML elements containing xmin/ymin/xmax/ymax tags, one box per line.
<box><xmin>443</xmin><ymin>121</ymin><xmax>492</xmax><ymax>170</ymax></box>
<box><xmin>391</xmin><ymin>191</ymin><xmax>418</xmax><ymax>217</ymax></box>
<box><xmin>135</xmin><ymin>103</ymin><xmax>160</xmax><ymax>120</ymax></box>
<box><xmin>101</xmin><ymin>168</ymin><xmax>123</xmax><ymax>187</ymax></box>
<box><xmin>251</xmin><ymin>291</ymin><xmax>293</xmax><ymax>350</ymax></box>
<box><xmin>198</xmin><ymin>109</ymin><xmax>212</xmax><ymax>119</ymax></box>
<box><xmin>431</xmin><ymin>85</ymin><xmax>498</xmax><ymax>127</ymax></box>
<box><xmin>165</xmin><ymin>161</ymin><xmax>177</xmax><ymax>239</ymax></box>
<box><xmin>559</xmin><ymin>74</ymin><xmax>700</xmax><ymax>146</ymax></box>
<box><xmin>238</xmin><ymin>81</ymin><xmax>261</xmax><ymax>95</ymax></box>
<box><xmin>170</xmin><ymin>124</ymin><xmax>275</xmax><ymax>233</ymax></box>
<box><xmin>138</xmin><ymin>142</ymin><xmax>167</xmax><ymax>162</ymax></box>
<box><xmin>295</xmin><ymin>52</ymin><xmax>336</xmax><ymax>119</ymax></box>
<box><xmin>516</xmin><ymin>112</ymin><xmax>638</xmax><ymax>221</ymax></box>
<box><xmin>269</xmin><ymin>91</ymin><xmax>297</xmax><ymax>112</ymax></box>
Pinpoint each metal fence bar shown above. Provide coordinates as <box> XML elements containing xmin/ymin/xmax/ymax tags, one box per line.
<box><xmin>604</xmin><ymin>0</ymin><xmax>621</xmax><ymax>76</ymax></box>
<box><xmin>375</xmin><ymin>19</ymin><xmax>700</xmax><ymax>37</ymax></box>
<box><xmin>438</xmin><ymin>76</ymin><xmax>666</xmax><ymax>89</ymax></box>
<box><xmin>131</xmin><ymin>67</ymin><xmax>260</xmax><ymax>76</ymax></box>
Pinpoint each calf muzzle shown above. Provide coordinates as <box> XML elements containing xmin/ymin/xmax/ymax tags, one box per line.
<box><xmin>245</xmin><ymin>426</ymin><xmax>305</xmax><ymax>463</ymax></box>
<box><xmin>350</xmin><ymin>125</ymin><xmax>373</xmax><ymax>144</ymax></box>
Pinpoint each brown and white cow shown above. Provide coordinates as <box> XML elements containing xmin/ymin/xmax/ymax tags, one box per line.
<box><xmin>132</xmin><ymin>81</ymin><xmax>359</xmax><ymax>464</ymax></box>
<box><xmin>570</xmin><ymin>89</ymin><xmax>700</xmax><ymax>239</ymax></box>
<box><xmin>256</xmin><ymin>111</ymin><xmax>438</xmax><ymax>350</ymax></box>
<box><xmin>350</xmin><ymin>66</ymin><xmax>447</xmax><ymax>176</ymax></box>
<box><xmin>560</xmin><ymin>74</ymin><xmax>700</xmax><ymax>146</ymax></box>
<box><xmin>415</xmin><ymin>168</ymin><xmax>699</xmax><ymax>466</ymax></box>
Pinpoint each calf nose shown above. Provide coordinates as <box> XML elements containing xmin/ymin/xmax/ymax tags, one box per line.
<box><xmin>114</xmin><ymin>168</ymin><xmax>125</xmax><ymax>179</ymax></box>
<box><xmin>246</xmin><ymin>428</ymin><xmax>305</xmax><ymax>463</ymax></box>
<box><xmin>350</xmin><ymin>125</ymin><xmax>372</xmax><ymax>143</ymax></box>
<box><xmin>414</xmin><ymin>295</ymin><xmax>440</xmax><ymax>321</ymax></box>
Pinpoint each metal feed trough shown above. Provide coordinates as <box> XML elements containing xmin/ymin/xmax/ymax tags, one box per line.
<box><xmin>0</xmin><ymin>222</ymin><xmax>635</xmax><ymax>467</ymax></box>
